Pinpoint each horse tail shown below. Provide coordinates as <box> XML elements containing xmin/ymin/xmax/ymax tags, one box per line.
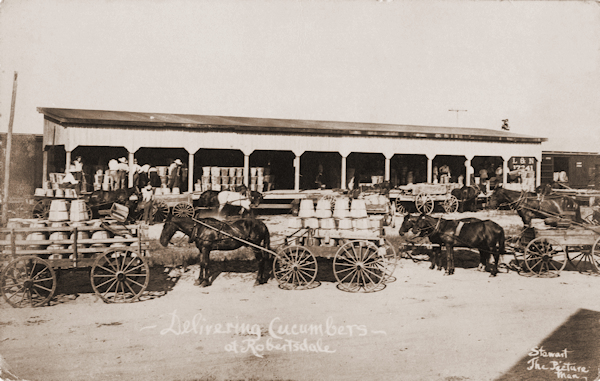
<box><xmin>498</xmin><ymin>226</ymin><xmax>505</xmax><ymax>256</ymax></box>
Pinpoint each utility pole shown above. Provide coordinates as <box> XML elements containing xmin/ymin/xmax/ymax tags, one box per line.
<box><xmin>449</xmin><ymin>109</ymin><xmax>467</xmax><ymax>126</ymax></box>
<box><xmin>2</xmin><ymin>72</ymin><xmax>18</xmax><ymax>226</ymax></box>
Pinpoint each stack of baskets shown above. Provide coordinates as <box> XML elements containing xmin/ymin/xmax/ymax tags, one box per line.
<box><xmin>197</xmin><ymin>167</ymin><xmax>273</xmax><ymax>192</ymax></box>
<box><xmin>288</xmin><ymin>196</ymin><xmax>383</xmax><ymax>245</ymax></box>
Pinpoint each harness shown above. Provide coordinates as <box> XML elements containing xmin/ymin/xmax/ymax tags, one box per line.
<box><xmin>187</xmin><ymin>219</ymin><xmax>246</xmax><ymax>244</ymax></box>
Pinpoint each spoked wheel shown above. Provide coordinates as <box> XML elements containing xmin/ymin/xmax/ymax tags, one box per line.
<box><xmin>443</xmin><ymin>195</ymin><xmax>459</xmax><ymax>213</ymax></box>
<box><xmin>0</xmin><ymin>256</ymin><xmax>56</xmax><ymax>308</ymax></box>
<box><xmin>152</xmin><ymin>201</ymin><xmax>169</xmax><ymax>222</ymax></box>
<box><xmin>395</xmin><ymin>202</ymin><xmax>407</xmax><ymax>215</ymax></box>
<box><xmin>567</xmin><ymin>246</ymin><xmax>597</xmax><ymax>274</ymax></box>
<box><xmin>334</xmin><ymin>240</ymin><xmax>388</xmax><ymax>293</ymax></box>
<box><xmin>91</xmin><ymin>248</ymin><xmax>150</xmax><ymax>303</ymax></box>
<box><xmin>173</xmin><ymin>202</ymin><xmax>194</xmax><ymax>218</ymax></box>
<box><xmin>273</xmin><ymin>245</ymin><xmax>318</xmax><ymax>290</ymax></box>
<box><xmin>591</xmin><ymin>237</ymin><xmax>600</xmax><ymax>272</ymax></box>
<box><xmin>524</xmin><ymin>238</ymin><xmax>567</xmax><ymax>277</ymax></box>
<box><xmin>32</xmin><ymin>199</ymin><xmax>51</xmax><ymax>219</ymax></box>
<box><xmin>415</xmin><ymin>194</ymin><xmax>435</xmax><ymax>215</ymax></box>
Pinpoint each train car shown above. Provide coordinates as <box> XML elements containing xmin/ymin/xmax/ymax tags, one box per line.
<box><xmin>541</xmin><ymin>151</ymin><xmax>600</xmax><ymax>189</ymax></box>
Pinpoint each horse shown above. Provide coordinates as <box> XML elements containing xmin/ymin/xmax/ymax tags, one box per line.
<box><xmin>159</xmin><ymin>214</ymin><xmax>273</xmax><ymax>287</ymax></box>
<box><xmin>399</xmin><ymin>214</ymin><xmax>482</xmax><ymax>271</ymax></box>
<box><xmin>405</xmin><ymin>214</ymin><xmax>505</xmax><ymax>276</ymax></box>
<box><xmin>196</xmin><ymin>187</ymin><xmax>263</xmax><ymax>208</ymax></box>
<box><xmin>83</xmin><ymin>187</ymin><xmax>140</xmax><ymax>220</ymax></box>
<box><xmin>488</xmin><ymin>186</ymin><xmax>581</xmax><ymax>226</ymax></box>
<box><xmin>450</xmin><ymin>185</ymin><xmax>482</xmax><ymax>212</ymax></box>
<box><xmin>194</xmin><ymin>203</ymin><xmax>253</xmax><ymax>219</ymax></box>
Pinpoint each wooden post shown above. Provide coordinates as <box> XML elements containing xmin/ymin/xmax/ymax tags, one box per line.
<box><xmin>2</xmin><ymin>72</ymin><xmax>18</xmax><ymax>226</ymax></box>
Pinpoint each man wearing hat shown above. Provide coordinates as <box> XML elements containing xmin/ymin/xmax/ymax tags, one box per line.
<box><xmin>168</xmin><ymin>159</ymin><xmax>183</xmax><ymax>191</ymax></box>
<box><xmin>139</xmin><ymin>183</ymin><xmax>154</xmax><ymax>224</ymax></box>
<box><xmin>117</xmin><ymin>157</ymin><xmax>128</xmax><ymax>190</ymax></box>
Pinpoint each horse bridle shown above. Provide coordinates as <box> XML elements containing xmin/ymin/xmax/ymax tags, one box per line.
<box><xmin>415</xmin><ymin>215</ymin><xmax>441</xmax><ymax>238</ymax></box>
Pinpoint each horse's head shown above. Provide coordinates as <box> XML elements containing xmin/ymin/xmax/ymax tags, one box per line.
<box><xmin>159</xmin><ymin>212</ymin><xmax>178</xmax><ymax>247</ymax></box>
<box><xmin>412</xmin><ymin>214</ymin><xmax>435</xmax><ymax>237</ymax></box>
<box><xmin>398</xmin><ymin>214</ymin><xmax>417</xmax><ymax>236</ymax></box>
<box><xmin>488</xmin><ymin>187</ymin><xmax>509</xmax><ymax>209</ymax></box>
<box><xmin>250</xmin><ymin>191</ymin><xmax>263</xmax><ymax>207</ymax></box>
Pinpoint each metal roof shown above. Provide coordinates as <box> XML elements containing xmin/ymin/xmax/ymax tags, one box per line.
<box><xmin>37</xmin><ymin>107</ymin><xmax>546</xmax><ymax>144</ymax></box>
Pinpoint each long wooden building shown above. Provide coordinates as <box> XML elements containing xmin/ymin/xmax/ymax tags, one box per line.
<box><xmin>37</xmin><ymin>107</ymin><xmax>547</xmax><ymax>193</ymax></box>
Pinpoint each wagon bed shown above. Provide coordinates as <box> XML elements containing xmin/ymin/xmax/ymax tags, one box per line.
<box><xmin>0</xmin><ymin>218</ymin><xmax>150</xmax><ymax>307</ymax></box>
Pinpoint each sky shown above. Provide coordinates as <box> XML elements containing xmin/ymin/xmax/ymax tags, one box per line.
<box><xmin>0</xmin><ymin>0</ymin><xmax>599</xmax><ymax>152</ymax></box>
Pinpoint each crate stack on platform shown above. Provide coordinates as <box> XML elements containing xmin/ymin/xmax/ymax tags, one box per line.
<box><xmin>197</xmin><ymin>167</ymin><xmax>273</xmax><ymax>192</ymax></box>
<box><xmin>284</xmin><ymin>196</ymin><xmax>384</xmax><ymax>246</ymax></box>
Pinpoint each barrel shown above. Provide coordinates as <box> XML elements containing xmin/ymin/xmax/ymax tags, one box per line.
<box><xmin>70</xmin><ymin>200</ymin><xmax>90</xmax><ymax>222</ymax></box>
<box><xmin>172</xmin><ymin>187</ymin><xmax>180</xmax><ymax>194</ymax></box>
<box><xmin>35</xmin><ymin>188</ymin><xmax>46</xmax><ymax>196</ymax></box>
<box><xmin>298</xmin><ymin>199</ymin><xmax>315</xmax><ymax>218</ymax></box>
<box><xmin>45</xmin><ymin>189</ymin><xmax>54</xmax><ymax>197</ymax></box>
<box><xmin>303</xmin><ymin>218</ymin><xmax>319</xmax><ymax>229</ymax></box>
<box><xmin>221</xmin><ymin>176</ymin><xmax>229</xmax><ymax>185</ymax></box>
<box><xmin>236</xmin><ymin>167</ymin><xmax>244</xmax><ymax>177</ymax></box>
<box><xmin>110</xmin><ymin>203</ymin><xmax>129</xmax><ymax>222</ymax></box>
<box><xmin>287</xmin><ymin>217</ymin><xmax>303</xmax><ymax>229</ymax></box>
<box><xmin>54</xmin><ymin>188</ymin><xmax>65</xmax><ymax>198</ymax></box>
<box><xmin>350</xmin><ymin>199</ymin><xmax>368</xmax><ymax>218</ymax></box>
<box><xmin>211</xmin><ymin>167</ymin><xmax>220</xmax><ymax>176</ymax></box>
<box><xmin>256</xmin><ymin>167</ymin><xmax>264</xmax><ymax>177</ymax></box>
<box><xmin>5</xmin><ymin>219</ymin><xmax>25</xmax><ymax>248</ymax></box>
<box><xmin>337</xmin><ymin>218</ymin><xmax>353</xmax><ymax>230</ymax></box>
<box><xmin>228</xmin><ymin>167</ymin><xmax>237</xmax><ymax>177</ymax></box>
<box><xmin>236</xmin><ymin>176</ymin><xmax>244</xmax><ymax>185</ymax></box>
<box><xmin>91</xmin><ymin>230</ymin><xmax>110</xmax><ymax>247</ymax></box>
<box><xmin>202</xmin><ymin>166</ymin><xmax>211</xmax><ymax>176</ymax></box>
<box><xmin>49</xmin><ymin>200</ymin><xmax>70</xmax><ymax>222</ymax></box>
<box><xmin>26</xmin><ymin>231</ymin><xmax>48</xmax><ymax>250</ymax></box>
<box><xmin>319</xmin><ymin>218</ymin><xmax>336</xmax><ymax>229</ymax></box>
<box><xmin>352</xmin><ymin>218</ymin><xmax>370</xmax><ymax>230</ymax></box>
<box><xmin>333</xmin><ymin>197</ymin><xmax>350</xmax><ymax>219</ymax></box>
<box><xmin>250</xmin><ymin>167</ymin><xmax>257</xmax><ymax>176</ymax></box>
<box><xmin>48</xmin><ymin>231</ymin><xmax>69</xmax><ymax>252</ymax></box>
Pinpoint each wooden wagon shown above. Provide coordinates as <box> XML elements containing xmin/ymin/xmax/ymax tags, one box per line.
<box><xmin>0</xmin><ymin>208</ymin><xmax>150</xmax><ymax>307</ymax></box>
<box><xmin>390</xmin><ymin>183</ymin><xmax>461</xmax><ymax>215</ymax></box>
<box><xmin>506</xmin><ymin>223</ymin><xmax>600</xmax><ymax>277</ymax></box>
<box><xmin>272</xmin><ymin>217</ymin><xmax>397</xmax><ymax>292</ymax></box>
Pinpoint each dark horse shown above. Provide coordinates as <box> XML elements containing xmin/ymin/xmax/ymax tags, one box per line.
<box><xmin>82</xmin><ymin>187</ymin><xmax>140</xmax><ymax>220</ymax></box>
<box><xmin>450</xmin><ymin>185</ymin><xmax>482</xmax><ymax>212</ymax></box>
<box><xmin>402</xmin><ymin>214</ymin><xmax>505</xmax><ymax>276</ymax></box>
<box><xmin>160</xmin><ymin>214</ymin><xmax>273</xmax><ymax>287</ymax></box>
<box><xmin>399</xmin><ymin>214</ymin><xmax>482</xmax><ymax>271</ymax></box>
<box><xmin>488</xmin><ymin>186</ymin><xmax>581</xmax><ymax>226</ymax></box>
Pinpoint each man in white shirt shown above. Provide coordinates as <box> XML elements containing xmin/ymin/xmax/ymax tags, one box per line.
<box><xmin>108</xmin><ymin>158</ymin><xmax>119</xmax><ymax>190</ymax></box>
<box><xmin>139</xmin><ymin>183</ymin><xmax>154</xmax><ymax>224</ymax></box>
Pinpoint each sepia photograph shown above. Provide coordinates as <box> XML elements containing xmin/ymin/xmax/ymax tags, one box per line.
<box><xmin>1</xmin><ymin>0</ymin><xmax>599</xmax><ymax>380</ymax></box>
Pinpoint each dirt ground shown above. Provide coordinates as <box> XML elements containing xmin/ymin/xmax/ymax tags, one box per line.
<box><xmin>2</xmin><ymin>210</ymin><xmax>600</xmax><ymax>381</ymax></box>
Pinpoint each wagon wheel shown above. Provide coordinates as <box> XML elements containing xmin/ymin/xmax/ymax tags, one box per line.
<box><xmin>0</xmin><ymin>256</ymin><xmax>56</xmax><ymax>308</ymax></box>
<box><xmin>90</xmin><ymin>248</ymin><xmax>150</xmax><ymax>303</ymax></box>
<box><xmin>152</xmin><ymin>200</ymin><xmax>169</xmax><ymax>222</ymax></box>
<box><xmin>32</xmin><ymin>199</ymin><xmax>51</xmax><ymax>219</ymax></box>
<box><xmin>524</xmin><ymin>238</ymin><xmax>567</xmax><ymax>277</ymax></box>
<box><xmin>443</xmin><ymin>195</ymin><xmax>459</xmax><ymax>213</ymax></box>
<box><xmin>334</xmin><ymin>240</ymin><xmax>387</xmax><ymax>293</ymax></box>
<box><xmin>590</xmin><ymin>237</ymin><xmax>600</xmax><ymax>272</ymax></box>
<box><xmin>173</xmin><ymin>202</ymin><xmax>194</xmax><ymax>218</ymax></box>
<box><xmin>273</xmin><ymin>245</ymin><xmax>318</xmax><ymax>290</ymax></box>
<box><xmin>415</xmin><ymin>194</ymin><xmax>435</xmax><ymax>215</ymax></box>
<box><xmin>567</xmin><ymin>245</ymin><xmax>597</xmax><ymax>274</ymax></box>
<box><xmin>395</xmin><ymin>201</ymin><xmax>407</xmax><ymax>215</ymax></box>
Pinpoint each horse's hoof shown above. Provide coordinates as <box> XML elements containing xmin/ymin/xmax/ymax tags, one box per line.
<box><xmin>193</xmin><ymin>280</ymin><xmax>201</xmax><ymax>286</ymax></box>
<box><xmin>490</xmin><ymin>272</ymin><xmax>497</xmax><ymax>277</ymax></box>
<box><xmin>199</xmin><ymin>281</ymin><xmax>210</xmax><ymax>287</ymax></box>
